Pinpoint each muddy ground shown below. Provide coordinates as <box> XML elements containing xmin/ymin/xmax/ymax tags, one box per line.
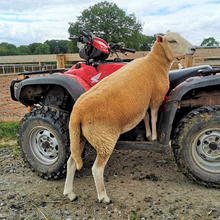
<box><xmin>1</xmin><ymin>75</ymin><xmax>220</xmax><ymax>219</ymax></box>
<box><xmin>1</xmin><ymin>142</ymin><xmax>220</xmax><ymax>220</ymax></box>
<box><xmin>0</xmin><ymin>74</ymin><xmax>27</xmax><ymax>122</ymax></box>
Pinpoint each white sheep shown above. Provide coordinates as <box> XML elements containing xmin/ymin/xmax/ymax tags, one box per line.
<box><xmin>63</xmin><ymin>31</ymin><xmax>195</xmax><ymax>203</ymax></box>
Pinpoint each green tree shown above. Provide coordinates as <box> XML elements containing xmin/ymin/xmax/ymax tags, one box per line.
<box><xmin>34</xmin><ymin>43</ymin><xmax>50</xmax><ymax>54</ymax></box>
<box><xmin>68</xmin><ymin>1</ymin><xmax>143</xmax><ymax>51</ymax></box>
<box><xmin>0</xmin><ymin>46</ymin><xmax>8</xmax><ymax>56</ymax></box>
<box><xmin>29</xmin><ymin>43</ymin><xmax>50</xmax><ymax>54</ymax></box>
<box><xmin>29</xmin><ymin>43</ymin><xmax>42</xmax><ymax>54</ymax></box>
<box><xmin>45</xmin><ymin>40</ymin><xmax>69</xmax><ymax>54</ymax></box>
<box><xmin>139</xmin><ymin>34</ymin><xmax>156</xmax><ymax>51</ymax></box>
<box><xmin>18</xmin><ymin>45</ymin><xmax>31</xmax><ymax>55</ymax></box>
<box><xmin>0</xmin><ymin>42</ymin><xmax>18</xmax><ymax>55</ymax></box>
<box><xmin>200</xmin><ymin>37</ymin><xmax>219</xmax><ymax>47</ymax></box>
<box><xmin>67</xmin><ymin>39</ymin><xmax>78</xmax><ymax>53</ymax></box>
<box><xmin>58</xmin><ymin>40</ymin><xmax>69</xmax><ymax>54</ymax></box>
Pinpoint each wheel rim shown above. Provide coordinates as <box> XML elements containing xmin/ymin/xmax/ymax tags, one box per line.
<box><xmin>192</xmin><ymin>128</ymin><xmax>220</xmax><ymax>174</ymax></box>
<box><xmin>29</xmin><ymin>126</ymin><xmax>59</xmax><ymax>165</ymax></box>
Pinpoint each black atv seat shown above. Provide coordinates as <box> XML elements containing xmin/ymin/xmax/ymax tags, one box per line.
<box><xmin>168</xmin><ymin>65</ymin><xmax>212</xmax><ymax>92</ymax></box>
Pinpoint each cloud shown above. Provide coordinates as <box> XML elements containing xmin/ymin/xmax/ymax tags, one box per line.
<box><xmin>0</xmin><ymin>0</ymin><xmax>220</xmax><ymax>46</ymax></box>
<box><xmin>0</xmin><ymin>2</ymin><xmax>82</xmax><ymax>45</ymax></box>
<box><xmin>139</xmin><ymin>2</ymin><xmax>220</xmax><ymax>45</ymax></box>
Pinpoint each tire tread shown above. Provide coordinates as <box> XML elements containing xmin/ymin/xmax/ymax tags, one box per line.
<box><xmin>17</xmin><ymin>106</ymin><xmax>70</xmax><ymax>180</ymax></box>
<box><xmin>172</xmin><ymin>105</ymin><xmax>220</xmax><ymax>188</ymax></box>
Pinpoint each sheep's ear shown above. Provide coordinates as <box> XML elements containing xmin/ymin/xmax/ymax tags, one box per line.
<box><xmin>166</xmin><ymin>30</ymin><xmax>171</xmax><ymax>34</ymax></box>
<box><xmin>157</xmin><ymin>35</ymin><xmax>163</xmax><ymax>42</ymax></box>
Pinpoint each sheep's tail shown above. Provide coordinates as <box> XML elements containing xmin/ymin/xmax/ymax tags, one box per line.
<box><xmin>69</xmin><ymin>117</ymin><xmax>83</xmax><ymax>170</ymax></box>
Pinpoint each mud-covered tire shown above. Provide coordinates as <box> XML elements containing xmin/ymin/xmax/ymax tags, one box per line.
<box><xmin>18</xmin><ymin>106</ymin><xmax>70</xmax><ymax>180</ymax></box>
<box><xmin>172</xmin><ymin>105</ymin><xmax>220</xmax><ymax>188</ymax></box>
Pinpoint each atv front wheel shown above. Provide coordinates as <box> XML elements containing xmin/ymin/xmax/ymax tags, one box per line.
<box><xmin>18</xmin><ymin>106</ymin><xmax>70</xmax><ymax>180</ymax></box>
<box><xmin>172</xmin><ymin>106</ymin><xmax>220</xmax><ymax>188</ymax></box>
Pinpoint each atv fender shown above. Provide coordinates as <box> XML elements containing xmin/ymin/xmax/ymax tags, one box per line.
<box><xmin>15</xmin><ymin>74</ymin><xmax>86</xmax><ymax>104</ymax></box>
<box><xmin>158</xmin><ymin>75</ymin><xmax>220</xmax><ymax>146</ymax></box>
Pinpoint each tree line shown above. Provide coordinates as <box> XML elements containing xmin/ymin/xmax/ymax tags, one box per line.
<box><xmin>0</xmin><ymin>1</ymin><xmax>219</xmax><ymax>57</ymax></box>
<box><xmin>0</xmin><ymin>40</ymin><xmax>73</xmax><ymax>56</ymax></box>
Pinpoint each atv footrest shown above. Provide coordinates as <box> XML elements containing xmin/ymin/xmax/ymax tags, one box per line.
<box><xmin>115</xmin><ymin>141</ymin><xmax>169</xmax><ymax>153</ymax></box>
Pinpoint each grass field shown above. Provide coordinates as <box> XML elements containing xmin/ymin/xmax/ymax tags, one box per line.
<box><xmin>0</xmin><ymin>122</ymin><xmax>19</xmax><ymax>151</ymax></box>
<box><xmin>0</xmin><ymin>122</ymin><xmax>19</xmax><ymax>140</ymax></box>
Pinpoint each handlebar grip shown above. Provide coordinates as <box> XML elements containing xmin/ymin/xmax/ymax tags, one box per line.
<box><xmin>124</xmin><ymin>48</ymin><xmax>136</xmax><ymax>53</ymax></box>
<box><xmin>79</xmin><ymin>28</ymin><xmax>93</xmax><ymax>43</ymax></box>
<box><xmin>80</xmin><ymin>29</ymin><xmax>90</xmax><ymax>38</ymax></box>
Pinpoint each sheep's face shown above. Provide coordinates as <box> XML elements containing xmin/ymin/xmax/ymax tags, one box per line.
<box><xmin>157</xmin><ymin>31</ymin><xmax>195</xmax><ymax>61</ymax></box>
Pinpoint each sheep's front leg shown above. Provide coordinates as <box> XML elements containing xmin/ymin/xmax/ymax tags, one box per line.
<box><xmin>143</xmin><ymin>111</ymin><xmax>151</xmax><ymax>140</ymax></box>
<box><xmin>151</xmin><ymin>107</ymin><xmax>159</xmax><ymax>141</ymax></box>
<box><xmin>92</xmin><ymin>154</ymin><xmax>111</xmax><ymax>203</ymax></box>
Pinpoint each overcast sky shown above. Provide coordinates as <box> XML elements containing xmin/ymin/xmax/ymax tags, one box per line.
<box><xmin>0</xmin><ymin>0</ymin><xmax>220</xmax><ymax>47</ymax></box>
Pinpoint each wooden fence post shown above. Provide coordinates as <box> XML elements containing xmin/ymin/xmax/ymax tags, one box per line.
<box><xmin>184</xmin><ymin>56</ymin><xmax>193</xmax><ymax>68</ymax></box>
<box><xmin>57</xmin><ymin>54</ymin><xmax>65</xmax><ymax>69</ymax></box>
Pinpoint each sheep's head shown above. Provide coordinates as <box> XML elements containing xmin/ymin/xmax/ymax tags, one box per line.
<box><xmin>157</xmin><ymin>31</ymin><xmax>195</xmax><ymax>61</ymax></box>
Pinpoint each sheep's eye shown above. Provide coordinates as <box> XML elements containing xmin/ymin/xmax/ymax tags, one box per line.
<box><xmin>168</xmin><ymin>40</ymin><xmax>177</xmax><ymax>44</ymax></box>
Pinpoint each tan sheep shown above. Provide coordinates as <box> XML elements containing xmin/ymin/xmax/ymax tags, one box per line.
<box><xmin>63</xmin><ymin>31</ymin><xmax>195</xmax><ymax>203</ymax></box>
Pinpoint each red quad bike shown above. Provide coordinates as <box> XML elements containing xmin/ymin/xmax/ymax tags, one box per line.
<box><xmin>10</xmin><ymin>29</ymin><xmax>220</xmax><ymax>188</ymax></box>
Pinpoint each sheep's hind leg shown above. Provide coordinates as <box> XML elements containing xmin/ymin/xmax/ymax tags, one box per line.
<box><xmin>63</xmin><ymin>140</ymin><xmax>86</xmax><ymax>201</ymax></box>
<box><xmin>84</xmin><ymin>124</ymin><xmax>119</xmax><ymax>203</ymax></box>
<box><xmin>63</xmin><ymin>156</ymin><xmax>78</xmax><ymax>201</ymax></box>
<box><xmin>92</xmin><ymin>153</ymin><xmax>112</xmax><ymax>203</ymax></box>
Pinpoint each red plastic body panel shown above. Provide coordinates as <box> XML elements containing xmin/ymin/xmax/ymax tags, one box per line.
<box><xmin>92</xmin><ymin>37</ymin><xmax>110</xmax><ymax>54</ymax></box>
<box><xmin>63</xmin><ymin>62</ymin><xmax>125</xmax><ymax>91</ymax></box>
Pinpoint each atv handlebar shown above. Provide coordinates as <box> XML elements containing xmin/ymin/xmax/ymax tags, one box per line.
<box><xmin>79</xmin><ymin>28</ymin><xmax>93</xmax><ymax>43</ymax></box>
<box><xmin>80</xmin><ymin>29</ymin><xmax>89</xmax><ymax>38</ymax></box>
<box><xmin>80</xmin><ymin>28</ymin><xmax>92</xmax><ymax>39</ymax></box>
<box><xmin>123</xmin><ymin>48</ymin><xmax>136</xmax><ymax>54</ymax></box>
<box><xmin>78</xmin><ymin>28</ymin><xmax>135</xmax><ymax>59</ymax></box>
<box><xmin>78</xmin><ymin>29</ymin><xmax>136</xmax><ymax>55</ymax></box>
<box><xmin>109</xmin><ymin>42</ymin><xmax>136</xmax><ymax>54</ymax></box>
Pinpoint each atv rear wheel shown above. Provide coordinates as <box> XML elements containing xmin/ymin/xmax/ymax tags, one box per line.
<box><xmin>18</xmin><ymin>106</ymin><xmax>70</xmax><ymax>180</ymax></box>
<box><xmin>172</xmin><ymin>106</ymin><xmax>220</xmax><ymax>188</ymax></box>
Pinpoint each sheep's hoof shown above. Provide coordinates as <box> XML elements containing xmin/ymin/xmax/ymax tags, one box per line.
<box><xmin>107</xmin><ymin>199</ymin><xmax>113</xmax><ymax>204</ymax></box>
<box><xmin>98</xmin><ymin>197</ymin><xmax>112</xmax><ymax>204</ymax></box>
<box><xmin>64</xmin><ymin>191</ymin><xmax>78</xmax><ymax>202</ymax></box>
<box><xmin>71</xmin><ymin>196</ymin><xmax>78</xmax><ymax>202</ymax></box>
<box><xmin>151</xmin><ymin>135</ymin><xmax>157</xmax><ymax>142</ymax></box>
<box><xmin>146</xmin><ymin>136</ymin><xmax>151</xmax><ymax>141</ymax></box>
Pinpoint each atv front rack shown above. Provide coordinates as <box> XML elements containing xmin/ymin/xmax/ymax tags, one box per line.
<box><xmin>17</xmin><ymin>68</ymin><xmax>68</xmax><ymax>76</ymax></box>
